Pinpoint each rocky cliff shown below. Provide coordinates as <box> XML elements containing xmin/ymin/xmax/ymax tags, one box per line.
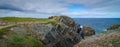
<box><xmin>74</xmin><ymin>24</ymin><xmax>120</xmax><ymax>47</ymax></box>
<box><xmin>0</xmin><ymin>16</ymin><xmax>86</xmax><ymax>47</ymax></box>
<box><xmin>38</xmin><ymin>16</ymin><xmax>82</xmax><ymax>47</ymax></box>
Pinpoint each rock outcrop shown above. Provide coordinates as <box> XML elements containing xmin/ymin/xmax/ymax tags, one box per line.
<box><xmin>41</xmin><ymin>16</ymin><xmax>82</xmax><ymax>47</ymax></box>
<box><xmin>107</xmin><ymin>24</ymin><xmax>120</xmax><ymax>30</ymax></box>
<box><xmin>82</xmin><ymin>26</ymin><xmax>95</xmax><ymax>36</ymax></box>
<box><xmin>0</xmin><ymin>16</ymin><xmax>82</xmax><ymax>47</ymax></box>
<box><xmin>74</xmin><ymin>24</ymin><xmax>120</xmax><ymax>47</ymax></box>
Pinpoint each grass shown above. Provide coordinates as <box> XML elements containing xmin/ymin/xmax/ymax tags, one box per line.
<box><xmin>6</xmin><ymin>35</ymin><xmax>44</xmax><ymax>47</ymax></box>
<box><xmin>0</xmin><ymin>17</ymin><xmax>60</xmax><ymax>47</ymax></box>
<box><xmin>6</xmin><ymin>36</ymin><xmax>25</xmax><ymax>47</ymax></box>
<box><xmin>0</xmin><ymin>17</ymin><xmax>59</xmax><ymax>26</ymax></box>
<box><xmin>40</xmin><ymin>18</ymin><xmax>59</xmax><ymax>26</ymax></box>
<box><xmin>24</xmin><ymin>36</ymin><xmax>44</xmax><ymax>47</ymax></box>
<box><xmin>13</xmin><ymin>36</ymin><xmax>24</xmax><ymax>42</ymax></box>
<box><xmin>1</xmin><ymin>17</ymin><xmax>48</xmax><ymax>22</ymax></box>
<box><xmin>0</xmin><ymin>17</ymin><xmax>57</xmax><ymax>47</ymax></box>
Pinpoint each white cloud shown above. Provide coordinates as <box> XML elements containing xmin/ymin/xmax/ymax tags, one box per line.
<box><xmin>0</xmin><ymin>0</ymin><xmax>120</xmax><ymax>18</ymax></box>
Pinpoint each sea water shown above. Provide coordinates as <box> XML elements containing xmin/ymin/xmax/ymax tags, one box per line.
<box><xmin>74</xmin><ymin>18</ymin><xmax>120</xmax><ymax>34</ymax></box>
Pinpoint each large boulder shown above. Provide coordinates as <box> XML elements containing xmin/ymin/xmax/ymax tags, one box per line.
<box><xmin>82</xmin><ymin>26</ymin><xmax>95</xmax><ymax>36</ymax></box>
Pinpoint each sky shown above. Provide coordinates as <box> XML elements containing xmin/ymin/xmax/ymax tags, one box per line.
<box><xmin>0</xmin><ymin>0</ymin><xmax>120</xmax><ymax>18</ymax></box>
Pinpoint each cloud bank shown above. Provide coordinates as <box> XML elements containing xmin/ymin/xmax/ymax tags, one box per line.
<box><xmin>0</xmin><ymin>0</ymin><xmax>120</xmax><ymax>18</ymax></box>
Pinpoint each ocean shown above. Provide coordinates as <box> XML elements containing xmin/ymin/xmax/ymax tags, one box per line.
<box><xmin>73</xmin><ymin>18</ymin><xmax>120</xmax><ymax>34</ymax></box>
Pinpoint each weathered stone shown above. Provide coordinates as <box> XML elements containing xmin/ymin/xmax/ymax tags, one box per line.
<box><xmin>42</xmin><ymin>16</ymin><xmax>82</xmax><ymax>47</ymax></box>
<box><xmin>82</xmin><ymin>26</ymin><xmax>95</xmax><ymax>36</ymax></box>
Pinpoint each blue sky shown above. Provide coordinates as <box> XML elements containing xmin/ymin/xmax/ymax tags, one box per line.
<box><xmin>0</xmin><ymin>0</ymin><xmax>120</xmax><ymax>18</ymax></box>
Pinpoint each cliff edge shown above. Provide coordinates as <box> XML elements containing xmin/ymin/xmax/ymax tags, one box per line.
<box><xmin>74</xmin><ymin>24</ymin><xmax>120</xmax><ymax>47</ymax></box>
<box><xmin>0</xmin><ymin>16</ymin><xmax>84</xmax><ymax>47</ymax></box>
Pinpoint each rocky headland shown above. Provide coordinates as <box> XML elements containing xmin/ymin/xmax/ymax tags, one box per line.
<box><xmin>0</xmin><ymin>16</ymin><xmax>95</xmax><ymax>47</ymax></box>
<box><xmin>0</xmin><ymin>16</ymin><xmax>119</xmax><ymax>47</ymax></box>
<box><xmin>74</xmin><ymin>24</ymin><xmax>120</xmax><ymax>47</ymax></box>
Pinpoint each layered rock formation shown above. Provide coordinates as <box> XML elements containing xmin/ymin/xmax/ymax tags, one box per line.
<box><xmin>40</xmin><ymin>16</ymin><xmax>82</xmax><ymax>47</ymax></box>
<box><xmin>0</xmin><ymin>16</ymin><xmax>84</xmax><ymax>47</ymax></box>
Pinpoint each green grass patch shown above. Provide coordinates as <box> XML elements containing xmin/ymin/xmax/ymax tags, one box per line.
<box><xmin>1</xmin><ymin>17</ymin><xmax>60</xmax><ymax>26</ymax></box>
<box><xmin>7</xmin><ymin>36</ymin><xmax>44</xmax><ymax>47</ymax></box>
<box><xmin>7</xmin><ymin>36</ymin><xmax>25</xmax><ymax>47</ymax></box>
<box><xmin>24</xmin><ymin>36</ymin><xmax>44</xmax><ymax>47</ymax></box>
<box><xmin>13</xmin><ymin>36</ymin><xmax>24</xmax><ymax>42</ymax></box>
<box><xmin>40</xmin><ymin>18</ymin><xmax>59</xmax><ymax>26</ymax></box>
<box><xmin>1</xmin><ymin>17</ymin><xmax>48</xmax><ymax>22</ymax></box>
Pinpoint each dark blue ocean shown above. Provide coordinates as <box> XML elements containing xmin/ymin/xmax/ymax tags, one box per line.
<box><xmin>73</xmin><ymin>18</ymin><xmax>120</xmax><ymax>34</ymax></box>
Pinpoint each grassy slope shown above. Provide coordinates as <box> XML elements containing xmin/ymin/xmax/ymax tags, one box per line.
<box><xmin>0</xmin><ymin>17</ymin><xmax>59</xmax><ymax>25</ymax></box>
<box><xmin>0</xmin><ymin>24</ymin><xmax>44</xmax><ymax>47</ymax></box>
<box><xmin>0</xmin><ymin>17</ymin><xmax>48</xmax><ymax>22</ymax></box>
<box><xmin>0</xmin><ymin>17</ymin><xmax>61</xmax><ymax>47</ymax></box>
